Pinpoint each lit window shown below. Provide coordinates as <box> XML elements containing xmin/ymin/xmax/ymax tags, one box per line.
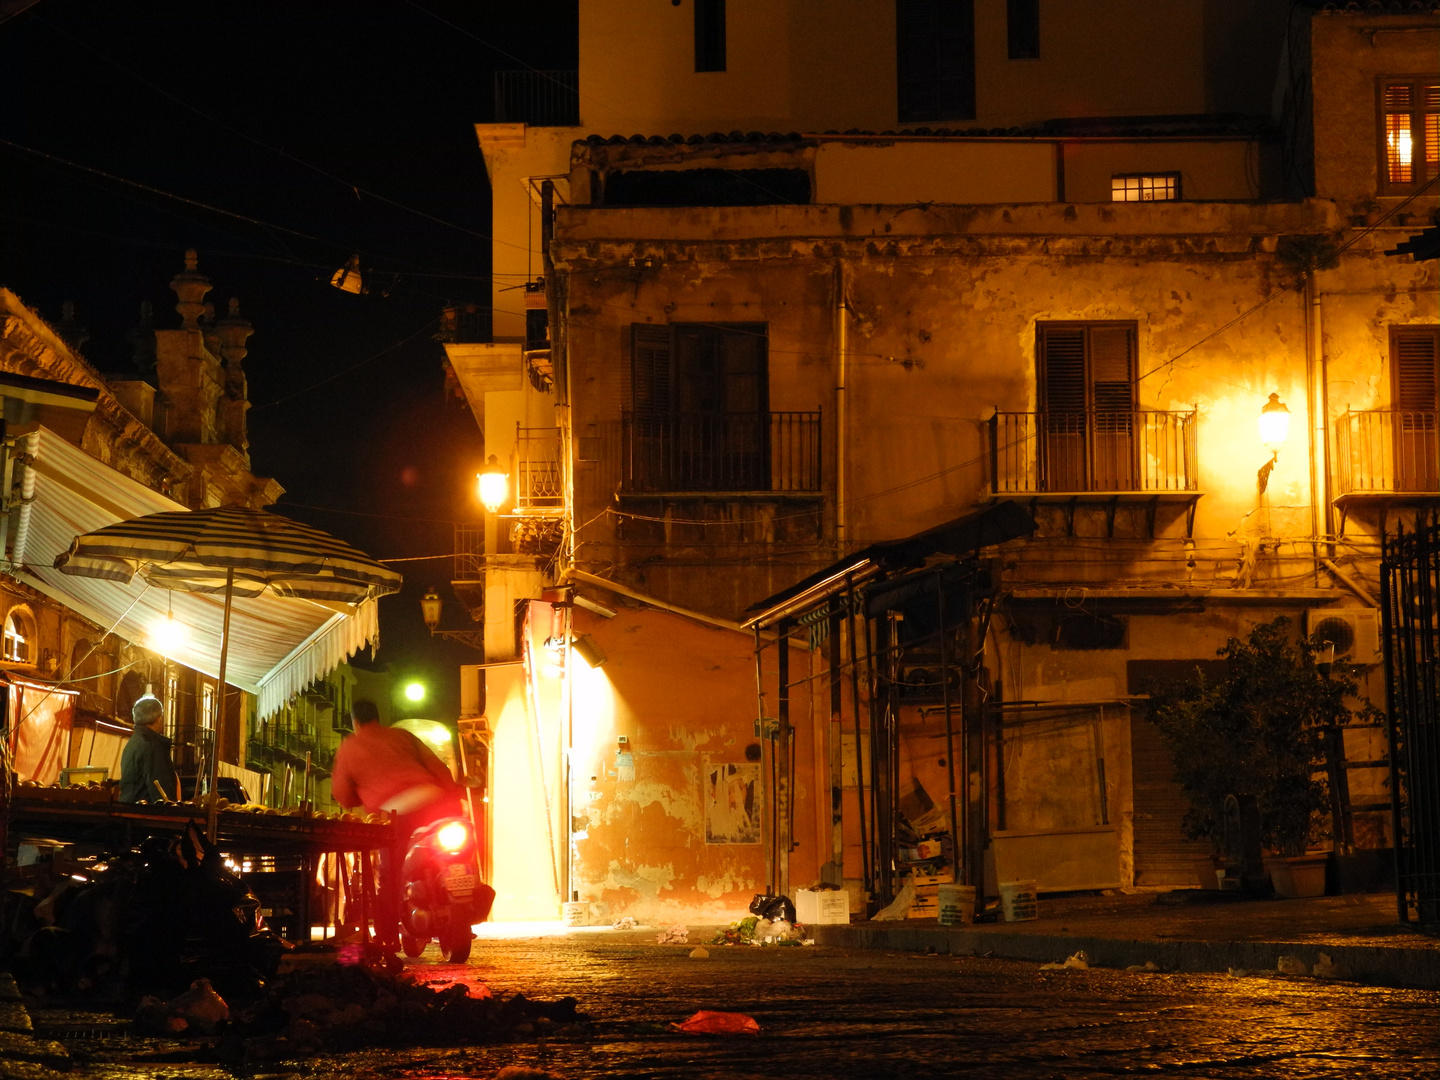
<box><xmin>1381</xmin><ymin>79</ymin><xmax>1439</xmax><ymax>193</ymax></box>
<box><xmin>201</xmin><ymin>683</ymin><xmax>215</xmax><ymax>731</ymax></box>
<box><xmin>1111</xmin><ymin>173</ymin><xmax>1181</xmax><ymax>202</ymax></box>
<box><xmin>2</xmin><ymin>610</ymin><xmax>32</xmax><ymax>663</ymax></box>
<box><xmin>165</xmin><ymin>670</ymin><xmax>179</xmax><ymax>739</ymax></box>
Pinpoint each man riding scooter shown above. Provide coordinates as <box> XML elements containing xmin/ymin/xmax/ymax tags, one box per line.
<box><xmin>331</xmin><ymin>699</ymin><xmax>481</xmax><ymax>954</ymax></box>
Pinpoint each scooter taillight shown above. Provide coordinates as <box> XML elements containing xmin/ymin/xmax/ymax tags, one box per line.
<box><xmin>436</xmin><ymin>820</ymin><xmax>470</xmax><ymax>853</ymax></box>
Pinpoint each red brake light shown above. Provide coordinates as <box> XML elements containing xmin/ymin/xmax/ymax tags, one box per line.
<box><xmin>436</xmin><ymin>821</ymin><xmax>470</xmax><ymax>852</ymax></box>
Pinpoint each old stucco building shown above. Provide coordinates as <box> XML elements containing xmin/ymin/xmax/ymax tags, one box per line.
<box><xmin>447</xmin><ymin>1</ymin><xmax>1439</xmax><ymax>922</ymax></box>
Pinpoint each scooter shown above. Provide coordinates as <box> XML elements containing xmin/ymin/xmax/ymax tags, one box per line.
<box><xmin>398</xmin><ymin>816</ymin><xmax>495</xmax><ymax>963</ymax></box>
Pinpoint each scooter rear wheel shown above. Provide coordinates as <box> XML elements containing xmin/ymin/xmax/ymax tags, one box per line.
<box><xmin>439</xmin><ymin>927</ymin><xmax>472</xmax><ymax>963</ymax></box>
<box><xmin>400</xmin><ymin>931</ymin><xmax>426</xmax><ymax>958</ymax></box>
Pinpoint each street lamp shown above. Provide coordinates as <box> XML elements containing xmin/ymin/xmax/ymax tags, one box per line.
<box><xmin>477</xmin><ymin>455</ymin><xmax>508</xmax><ymax>514</ymax></box>
<box><xmin>404</xmin><ymin>681</ymin><xmax>426</xmax><ymax>703</ymax></box>
<box><xmin>418</xmin><ymin>589</ymin><xmax>484</xmax><ymax>650</ymax></box>
<box><xmin>421</xmin><ymin>589</ymin><xmax>443</xmax><ymax>632</ymax></box>
<box><xmin>1257</xmin><ymin>392</ymin><xmax>1291</xmax><ymax>493</ymax></box>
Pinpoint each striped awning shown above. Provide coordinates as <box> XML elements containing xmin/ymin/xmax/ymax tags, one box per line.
<box><xmin>53</xmin><ymin>505</ymin><xmax>402</xmax><ymax>603</ymax></box>
<box><xmin>10</xmin><ymin>427</ymin><xmax>394</xmax><ymax>719</ymax></box>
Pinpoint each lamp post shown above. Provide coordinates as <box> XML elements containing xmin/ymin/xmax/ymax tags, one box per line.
<box><xmin>419</xmin><ymin>588</ymin><xmax>484</xmax><ymax>651</ymax></box>
<box><xmin>1257</xmin><ymin>392</ymin><xmax>1291</xmax><ymax>493</ymax></box>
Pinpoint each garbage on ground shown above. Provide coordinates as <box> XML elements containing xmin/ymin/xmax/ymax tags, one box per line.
<box><xmin>671</xmin><ymin>1010</ymin><xmax>761</xmax><ymax>1035</ymax></box>
<box><xmin>134</xmin><ymin>977</ymin><xmax>230</xmax><ymax>1034</ymax></box>
<box><xmin>1124</xmin><ymin>961</ymin><xmax>1161</xmax><ymax>973</ymax></box>
<box><xmin>709</xmin><ymin>914</ymin><xmax>806</xmax><ymax>946</ymax></box>
<box><xmin>656</xmin><ymin>924</ymin><xmax>689</xmax><ymax>945</ymax></box>
<box><xmin>611</xmin><ymin>917</ymin><xmax>638</xmax><ymax>931</ymax></box>
<box><xmin>1313</xmin><ymin>952</ymin><xmax>1351</xmax><ymax>980</ymax></box>
<box><xmin>1228</xmin><ymin>968</ymin><xmax>1252</xmax><ymax>977</ymax></box>
<box><xmin>688</xmin><ymin>947</ymin><xmax>709</xmax><ymax>959</ymax></box>
<box><xmin>1039</xmin><ymin>950</ymin><xmax>1089</xmax><ymax>971</ymax></box>
<box><xmin>748</xmin><ymin>893</ymin><xmax>795</xmax><ymax>923</ymax></box>
<box><xmin>873</xmin><ymin>880</ymin><xmax>916</xmax><ymax>921</ymax></box>
<box><xmin>1277</xmin><ymin>955</ymin><xmax>1308</xmax><ymax>975</ymax></box>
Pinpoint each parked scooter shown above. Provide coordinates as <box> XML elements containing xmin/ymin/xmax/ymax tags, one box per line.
<box><xmin>398</xmin><ymin>816</ymin><xmax>495</xmax><ymax>963</ymax></box>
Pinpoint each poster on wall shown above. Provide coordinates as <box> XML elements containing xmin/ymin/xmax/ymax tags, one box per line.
<box><xmin>705</xmin><ymin>761</ymin><xmax>759</xmax><ymax>844</ymax></box>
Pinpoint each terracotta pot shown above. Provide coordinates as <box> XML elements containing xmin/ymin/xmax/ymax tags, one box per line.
<box><xmin>1263</xmin><ymin>852</ymin><xmax>1329</xmax><ymax>899</ymax></box>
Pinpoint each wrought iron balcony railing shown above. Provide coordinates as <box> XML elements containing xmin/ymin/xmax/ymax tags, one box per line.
<box><xmin>622</xmin><ymin>410</ymin><xmax>821</xmax><ymax>494</ymax></box>
<box><xmin>1336</xmin><ymin>409</ymin><xmax>1439</xmax><ymax>495</ymax></box>
<box><xmin>517</xmin><ymin>426</ymin><xmax>564</xmax><ymax>510</ymax></box>
<box><xmin>990</xmin><ymin>410</ymin><xmax>1197</xmax><ymax>494</ymax></box>
<box><xmin>494</xmin><ymin>70</ymin><xmax>580</xmax><ymax>126</ymax></box>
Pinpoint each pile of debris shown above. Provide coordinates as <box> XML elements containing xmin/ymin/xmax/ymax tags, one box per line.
<box><xmin>136</xmin><ymin>958</ymin><xmax>586</xmax><ymax>1061</ymax></box>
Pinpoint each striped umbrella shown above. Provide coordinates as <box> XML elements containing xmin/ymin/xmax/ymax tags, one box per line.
<box><xmin>53</xmin><ymin>505</ymin><xmax>402</xmax><ymax>833</ymax></box>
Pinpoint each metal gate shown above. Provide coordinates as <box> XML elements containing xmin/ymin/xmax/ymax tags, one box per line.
<box><xmin>1379</xmin><ymin>516</ymin><xmax>1440</xmax><ymax>926</ymax></box>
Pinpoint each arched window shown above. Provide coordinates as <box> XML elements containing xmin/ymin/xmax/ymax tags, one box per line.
<box><xmin>3</xmin><ymin>608</ymin><xmax>35</xmax><ymax>664</ymax></box>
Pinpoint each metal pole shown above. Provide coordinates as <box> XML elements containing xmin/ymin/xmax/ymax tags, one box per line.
<box><xmin>206</xmin><ymin>567</ymin><xmax>234</xmax><ymax>843</ymax></box>
<box><xmin>936</xmin><ymin>571</ymin><xmax>960</xmax><ymax>883</ymax></box>
<box><xmin>827</xmin><ymin>599</ymin><xmax>844</xmax><ymax>886</ymax></box>
<box><xmin>847</xmin><ymin>583</ymin><xmax>871</xmax><ymax>893</ymax></box>
<box><xmin>777</xmin><ymin>620</ymin><xmax>791</xmax><ymax>900</ymax></box>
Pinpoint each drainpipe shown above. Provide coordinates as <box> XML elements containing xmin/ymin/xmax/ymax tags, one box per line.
<box><xmin>1314</xmin><ymin>279</ymin><xmax>1336</xmax><ymax>559</ymax></box>
<box><xmin>1304</xmin><ymin>274</ymin><xmax>1323</xmax><ymax>580</ymax></box>
<box><xmin>835</xmin><ymin>262</ymin><xmax>849</xmax><ymax>553</ymax></box>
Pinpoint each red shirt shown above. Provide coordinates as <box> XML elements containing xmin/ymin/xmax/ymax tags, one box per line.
<box><xmin>331</xmin><ymin>722</ymin><xmax>458</xmax><ymax>814</ymax></box>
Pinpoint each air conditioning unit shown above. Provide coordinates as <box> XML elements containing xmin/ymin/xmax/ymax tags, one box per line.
<box><xmin>1305</xmin><ymin>608</ymin><xmax>1383</xmax><ymax>666</ymax></box>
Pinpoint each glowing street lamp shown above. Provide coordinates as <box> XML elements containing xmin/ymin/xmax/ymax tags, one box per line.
<box><xmin>421</xmin><ymin>588</ymin><xmax>443</xmax><ymax>631</ymax></box>
<box><xmin>1257</xmin><ymin>392</ymin><xmax>1291</xmax><ymax>493</ymax></box>
<box><xmin>404</xmin><ymin>681</ymin><xmax>426</xmax><ymax>703</ymax></box>
<box><xmin>477</xmin><ymin>455</ymin><xmax>508</xmax><ymax>514</ymax></box>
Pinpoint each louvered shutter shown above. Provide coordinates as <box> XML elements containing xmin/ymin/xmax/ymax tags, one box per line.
<box><xmin>631</xmin><ymin>324</ymin><xmax>673</xmax><ymax>488</ymax></box>
<box><xmin>1394</xmin><ymin>327</ymin><xmax>1440</xmax><ymax>491</ymax></box>
<box><xmin>1040</xmin><ymin>327</ymin><xmax>1087</xmax><ymax>491</ymax></box>
<box><xmin>1088</xmin><ymin>325</ymin><xmax>1136</xmax><ymax>489</ymax></box>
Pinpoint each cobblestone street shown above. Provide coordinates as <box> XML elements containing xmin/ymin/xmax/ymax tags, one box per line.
<box><xmin>46</xmin><ymin>927</ymin><xmax>1440</xmax><ymax>1080</ymax></box>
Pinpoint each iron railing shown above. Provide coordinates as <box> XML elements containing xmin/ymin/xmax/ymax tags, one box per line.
<box><xmin>494</xmin><ymin>70</ymin><xmax>580</xmax><ymax>126</ymax></box>
<box><xmin>1336</xmin><ymin>409</ymin><xmax>1439</xmax><ymax>495</ymax></box>
<box><xmin>990</xmin><ymin>410</ymin><xmax>1197</xmax><ymax>493</ymax></box>
<box><xmin>1380</xmin><ymin>514</ymin><xmax>1440</xmax><ymax>926</ymax></box>
<box><xmin>517</xmin><ymin>426</ymin><xmax>564</xmax><ymax>510</ymax></box>
<box><xmin>454</xmin><ymin>524</ymin><xmax>484</xmax><ymax>581</ymax></box>
<box><xmin>622</xmin><ymin>410</ymin><xmax>821</xmax><ymax>493</ymax></box>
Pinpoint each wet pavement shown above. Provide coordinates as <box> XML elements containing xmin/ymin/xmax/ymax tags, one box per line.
<box><xmin>26</xmin><ymin>920</ymin><xmax>1440</xmax><ymax>1080</ymax></box>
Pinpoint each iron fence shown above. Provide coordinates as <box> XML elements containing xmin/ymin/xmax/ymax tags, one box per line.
<box><xmin>494</xmin><ymin>70</ymin><xmax>579</xmax><ymax>126</ymax></box>
<box><xmin>989</xmin><ymin>410</ymin><xmax>1197</xmax><ymax>494</ymax></box>
<box><xmin>622</xmin><ymin>410</ymin><xmax>820</xmax><ymax>493</ymax></box>
<box><xmin>1336</xmin><ymin>409</ymin><xmax>1439</xmax><ymax>495</ymax></box>
<box><xmin>1380</xmin><ymin>514</ymin><xmax>1440</xmax><ymax>926</ymax></box>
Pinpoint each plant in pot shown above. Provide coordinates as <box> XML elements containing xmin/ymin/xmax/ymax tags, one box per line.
<box><xmin>1149</xmin><ymin>617</ymin><xmax>1379</xmax><ymax>898</ymax></box>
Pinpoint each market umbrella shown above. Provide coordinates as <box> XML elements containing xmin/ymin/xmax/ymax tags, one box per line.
<box><xmin>53</xmin><ymin>505</ymin><xmax>403</xmax><ymax>833</ymax></box>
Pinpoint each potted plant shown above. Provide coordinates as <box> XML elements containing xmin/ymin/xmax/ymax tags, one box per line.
<box><xmin>1149</xmin><ymin>617</ymin><xmax>1380</xmax><ymax>898</ymax></box>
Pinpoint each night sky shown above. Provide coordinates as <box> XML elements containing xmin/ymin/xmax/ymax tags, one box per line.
<box><xmin>0</xmin><ymin>0</ymin><xmax>578</xmax><ymax>717</ymax></box>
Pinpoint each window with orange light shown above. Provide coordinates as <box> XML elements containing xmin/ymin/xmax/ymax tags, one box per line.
<box><xmin>1380</xmin><ymin>78</ymin><xmax>1439</xmax><ymax>194</ymax></box>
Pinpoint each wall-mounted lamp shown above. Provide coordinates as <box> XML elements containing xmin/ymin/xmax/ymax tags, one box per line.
<box><xmin>1257</xmin><ymin>392</ymin><xmax>1291</xmax><ymax>493</ymax></box>
<box><xmin>421</xmin><ymin>588</ymin><xmax>443</xmax><ymax>631</ymax></box>
<box><xmin>572</xmin><ymin>633</ymin><xmax>608</xmax><ymax>669</ymax></box>
<box><xmin>1316</xmin><ymin>639</ymin><xmax>1335</xmax><ymax>678</ymax></box>
<box><xmin>477</xmin><ymin>454</ymin><xmax>508</xmax><ymax>514</ymax></box>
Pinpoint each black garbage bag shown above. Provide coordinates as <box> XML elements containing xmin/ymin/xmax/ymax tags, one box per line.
<box><xmin>748</xmin><ymin>894</ymin><xmax>795</xmax><ymax>923</ymax></box>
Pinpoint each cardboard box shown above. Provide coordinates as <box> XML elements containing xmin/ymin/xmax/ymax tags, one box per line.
<box><xmin>795</xmin><ymin>888</ymin><xmax>850</xmax><ymax>925</ymax></box>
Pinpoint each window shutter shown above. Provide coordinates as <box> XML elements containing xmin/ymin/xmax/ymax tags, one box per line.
<box><xmin>1395</xmin><ymin>328</ymin><xmax>1439</xmax><ymax>413</ymax></box>
<box><xmin>1040</xmin><ymin>327</ymin><xmax>1086</xmax><ymax>414</ymax></box>
<box><xmin>1089</xmin><ymin>325</ymin><xmax>1135</xmax><ymax>415</ymax></box>
<box><xmin>896</xmin><ymin>0</ymin><xmax>976</xmax><ymax>123</ymax></box>
<box><xmin>631</xmin><ymin>323</ymin><xmax>672</xmax><ymax>416</ymax></box>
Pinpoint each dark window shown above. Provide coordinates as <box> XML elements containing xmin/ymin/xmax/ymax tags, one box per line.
<box><xmin>1038</xmin><ymin>322</ymin><xmax>1137</xmax><ymax>491</ymax></box>
<box><xmin>629</xmin><ymin>323</ymin><xmax>768</xmax><ymax>491</ymax></box>
<box><xmin>1392</xmin><ymin>326</ymin><xmax>1440</xmax><ymax>491</ymax></box>
<box><xmin>896</xmin><ymin>0</ymin><xmax>976</xmax><ymax>124</ymax></box>
<box><xmin>1379</xmin><ymin>78</ymin><xmax>1440</xmax><ymax>194</ymax></box>
<box><xmin>695</xmin><ymin>0</ymin><xmax>726</xmax><ymax>72</ymax></box>
<box><xmin>1006</xmin><ymin>0</ymin><xmax>1040</xmax><ymax>59</ymax></box>
<box><xmin>602</xmin><ymin>167</ymin><xmax>810</xmax><ymax>207</ymax></box>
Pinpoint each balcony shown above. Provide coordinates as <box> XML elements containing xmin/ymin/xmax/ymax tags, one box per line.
<box><xmin>989</xmin><ymin>410</ymin><xmax>1199</xmax><ymax>535</ymax></box>
<box><xmin>1334</xmin><ymin>409</ymin><xmax>1440</xmax><ymax>534</ymax></box>
<box><xmin>517</xmin><ymin>426</ymin><xmax>564</xmax><ymax>512</ymax></box>
<box><xmin>622</xmin><ymin>410</ymin><xmax>821</xmax><ymax>494</ymax></box>
<box><xmin>494</xmin><ymin>70</ymin><xmax>579</xmax><ymax>126</ymax></box>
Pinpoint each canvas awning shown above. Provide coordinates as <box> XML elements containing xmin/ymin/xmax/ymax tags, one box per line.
<box><xmin>7</xmin><ymin>427</ymin><xmax>378</xmax><ymax>719</ymax></box>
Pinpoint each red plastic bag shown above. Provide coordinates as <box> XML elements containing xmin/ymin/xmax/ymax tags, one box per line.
<box><xmin>672</xmin><ymin>1010</ymin><xmax>761</xmax><ymax>1035</ymax></box>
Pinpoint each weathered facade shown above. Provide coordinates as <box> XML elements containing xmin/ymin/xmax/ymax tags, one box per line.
<box><xmin>450</xmin><ymin>1</ymin><xmax>1440</xmax><ymax>921</ymax></box>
